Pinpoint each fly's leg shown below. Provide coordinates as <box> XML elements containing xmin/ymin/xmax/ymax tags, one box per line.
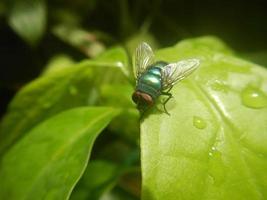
<box><xmin>161</xmin><ymin>86</ymin><xmax>173</xmax><ymax>115</ymax></box>
<box><xmin>161</xmin><ymin>92</ymin><xmax>173</xmax><ymax>115</ymax></box>
<box><xmin>165</xmin><ymin>86</ymin><xmax>173</xmax><ymax>93</ymax></box>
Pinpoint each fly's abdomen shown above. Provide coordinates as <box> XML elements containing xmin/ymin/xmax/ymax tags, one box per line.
<box><xmin>137</xmin><ymin>67</ymin><xmax>162</xmax><ymax>100</ymax></box>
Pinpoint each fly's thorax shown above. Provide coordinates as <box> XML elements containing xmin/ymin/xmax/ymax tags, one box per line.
<box><xmin>136</xmin><ymin>67</ymin><xmax>162</xmax><ymax>100</ymax></box>
<box><xmin>152</xmin><ymin>61</ymin><xmax>168</xmax><ymax>69</ymax></box>
<box><xmin>147</xmin><ymin>66</ymin><xmax>162</xmax><ymax>77</ymax></box>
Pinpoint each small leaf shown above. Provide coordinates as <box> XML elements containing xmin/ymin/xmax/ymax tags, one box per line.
<box><xmin>141</xmin><ymin>37</ymin><xmax>267</xmax><ymax>199</ymax></box>
<box><xmin>70</xmin><ymin>160</ymin><xmax>118</xmax><ymax>200</ymax></box>
<box><xmin>0</xmin><ymin>46</ymin><xmax>129</xmax><ymax>156</ymax></box>
<box><xmin>80</xmin><ymin>46</ymin><xmax>130</xmax><ymax>78</ymax></box>
<box><xmin>99</xmin><ymin>84</ymin><xmax>134</xmax><ymax>108</ymax></box>
<box><xmin>0</xmin><ymin>107</ymin><xmax>119</xmax><ymax>200</ymax></box>
<box><xmin>0</xmin><ymin>66</ymin><xmax>93</xmax><ymax>155</ymax></box>
<box><xmin>99</xmin><ymin>84</ymin><xmax>139</xmax><ymax>143</ymax></box>
<box><xmin>42</xmin><ymin>54</ymin><xmax>75</xmax><ymax>76</ymax></box>
<box><xmin>7</xmin><ymin>0</ymin><xmax>46</xmax><ymax>46</ymax></box>
<box><xmin>52</xmin><ymin>25</ymin><xmax>106</xmax><ymax>57</ymax></box>
<box><xmin>71</xmin><ymin>153</ymin><xmax>141</xmax><ymax>200</ymax></box>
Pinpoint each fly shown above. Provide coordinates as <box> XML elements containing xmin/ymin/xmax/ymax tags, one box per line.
<box><xmin>132</xmin><ymin>42</ymin><xmax>200</xmax><ymax>114</ymax></box>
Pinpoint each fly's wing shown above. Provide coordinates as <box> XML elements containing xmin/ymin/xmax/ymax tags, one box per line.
<box><xmin>162</xmin><ymin>58</ymin><xmax>200</xmax><ymax>90</ymax></box>
<box><xmin>133</xmin><ymin>42</ymin><xmax>155</xmax><ymax>79</ymax></box>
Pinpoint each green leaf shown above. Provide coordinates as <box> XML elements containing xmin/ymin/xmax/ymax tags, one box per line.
<box><xmin>141</xmin><ymin>36</ymin><xmax>267</xmax><ymax>200</ymax></box>
<box><xmin>52</xmin><ymin>24</ymin><xmax>106</xmax><ymax>57</ymax></box>
<box><xmin>99</xmin><ymin>84</ymin><xmax>134</xmax><ymax>108</ymax></box>
<box><xmin>80</xmin><ymin>46</ymin><xmax>130</xmax><ymax>79</ymax></box>
<box><xmin>99</xmin><ymin>84</ymin><xmax>139</xmax><ymax>143</ymax></box>
<box><xmin>175</xmin><ymin>36</ymin><xmax>234</xmax><ymax>55</ymax></box>
<box><xmin>0</xmin><ymin>46</ymin><xmax>129</xmax><ymax>156</ymax></box>
<box><xmin>70</xmin><ymin>160</ymin><xmax>119</xmax><ymax>200</ymax></box>
<box><xmin>71</xmin><ymin>153</ymin><xmax>141</xmax><ymax>200</ymax></box>
<box><xmin>0</xmin><ymin>107</ymin><xmax>119</xmax><ymax>200</ymax></box>
<box><xmin>42</xmin><ymin>54</ymin><xmax>75</xmax><ymax>76</ymax></box>
<box><xmin>0</xmin><ymin>66</ymin><xmax>93</xmax><ymax>155</ymax></box>
<box><xmin>7</xmin><ymin>0</ymin><xmax>46</xmax><ymax>46</ymax></box>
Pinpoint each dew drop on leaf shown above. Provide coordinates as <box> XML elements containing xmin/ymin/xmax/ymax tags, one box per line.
<box><xmin>193</xmin><ymin>116</ymin><xmax>207</xmax><ymax>129</ymax></box>
<box><xmin>241</xmin><ymin>86</ymin><xmax>267</xmax><ymax>109</ymax></box>
<box><xmin>208</xmin><ymin>147</ymin><xmax>225</xmax><ymax>186</ymax></box>
<box><xmin>210</xmin><ymin>80</ymin><xmax>229</xmax><ymax>92</ymax></box>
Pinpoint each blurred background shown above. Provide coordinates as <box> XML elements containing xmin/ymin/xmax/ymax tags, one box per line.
<box><xmin>1</xmin><ymin>0</ymin><xmax>267</xmax><ymax>116</ymax></box>
<box><xmin>1</xmin><ymin>0</ymin><xmax>267</xmax><ymax>199</ymax></box>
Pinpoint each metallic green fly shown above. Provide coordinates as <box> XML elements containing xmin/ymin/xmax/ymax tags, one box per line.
<box><xmin>132</xmin><ymin>42</ymin><xmax>200</xmax><ymax>114</ymax></box>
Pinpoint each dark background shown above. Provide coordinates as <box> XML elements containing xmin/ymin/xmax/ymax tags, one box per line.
<box><xmin>1</xmin><ymin>0</ymin><xmax>267</xmax><ymax>117</ymax></box>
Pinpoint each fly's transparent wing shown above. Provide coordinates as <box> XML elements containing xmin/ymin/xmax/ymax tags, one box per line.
<box><xmin>162</xmin><ymin>58</ymin><xmax>200</xmax><ymax>90</ymax></box>
<box><xmin>133</xmin><ymin>42</ymin><xmax>155</xmax><ymax>79</ymax></box>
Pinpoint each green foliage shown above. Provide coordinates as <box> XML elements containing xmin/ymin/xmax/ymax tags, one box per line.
<box><xmin>0</xmin><ymin>65</ymin><xmax>93</xmax><ymax>155</ymax></box>
<box><xmin>0</xmin><ymin>36</ymin><xmax>267</xmax><ymax>200</ymax></box>
<box><xmin>70</xmin><ymin>160</ymin><xmax>119</xmax><ymax>200</ymax></box>
<box><xmin>141</xmin><ymin>37</ymin><xmax>267</xmax><ymax>200</ymax></box>
<box><xmin>0</xmin><ymin>44</ymin><xmax>139</xmax><ymax>199</ymax></box>
<box><xmin>1</xmin><ymin>0</ymin><xmax>267</xmax><ymax>199</ymax></box>
<box><xmin>0</xmin><ymin>107</ymin><xmax>119</xmax><ymax>200</ymax></box>
<box><xmin>0</xmin><ymin>46</ymin><xmax>129</xmax><ymax>155</ymax></box>
<box><xmin>7</xmin><ymin>0</ymin><xmax>46</xmax><ymax>46</ymax></box>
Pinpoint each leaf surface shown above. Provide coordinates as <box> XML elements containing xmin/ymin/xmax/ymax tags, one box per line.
<box><xmin>0</xmin><ymin>46</ymin><xmax>129</xmax><ymax>155</ymax></box>
<box><xmin>0</xmin><ymin>107</ymin><xmax>118</xmax><ymax>200</ymax></box>
<box><xmin>141</xmin><ymin>36</ymin><xmax>267</xmax><ymax>200</ymax></box>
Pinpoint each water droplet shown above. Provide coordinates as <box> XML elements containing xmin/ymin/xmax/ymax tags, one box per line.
<box><xmin>116</xmin><ymin>61</ymin><xmax>124</xmax><ymax>67</ymax></box>
<box><xmin>210</xmin><ymin>80</ymin><xmax>229</xmax><ymax>92</ymax></box>
<box><xmin>241</xmin><ymin>86</ymin><xmax>267</xmax><ymax>109</ymax></box>
<box><xmin>69</xmin><ymin>86</ymin><xmax>78</xmax><ymax>96</ymax></box>
<box><xmin>208</xmin><ymin>148</ymin><xmax>225</xmax><ymax>186</ymax></box>
<box><xmin>193</xmin><ymin>116</ymin><xmax>207</xmax><ymax>129</ymax></box>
